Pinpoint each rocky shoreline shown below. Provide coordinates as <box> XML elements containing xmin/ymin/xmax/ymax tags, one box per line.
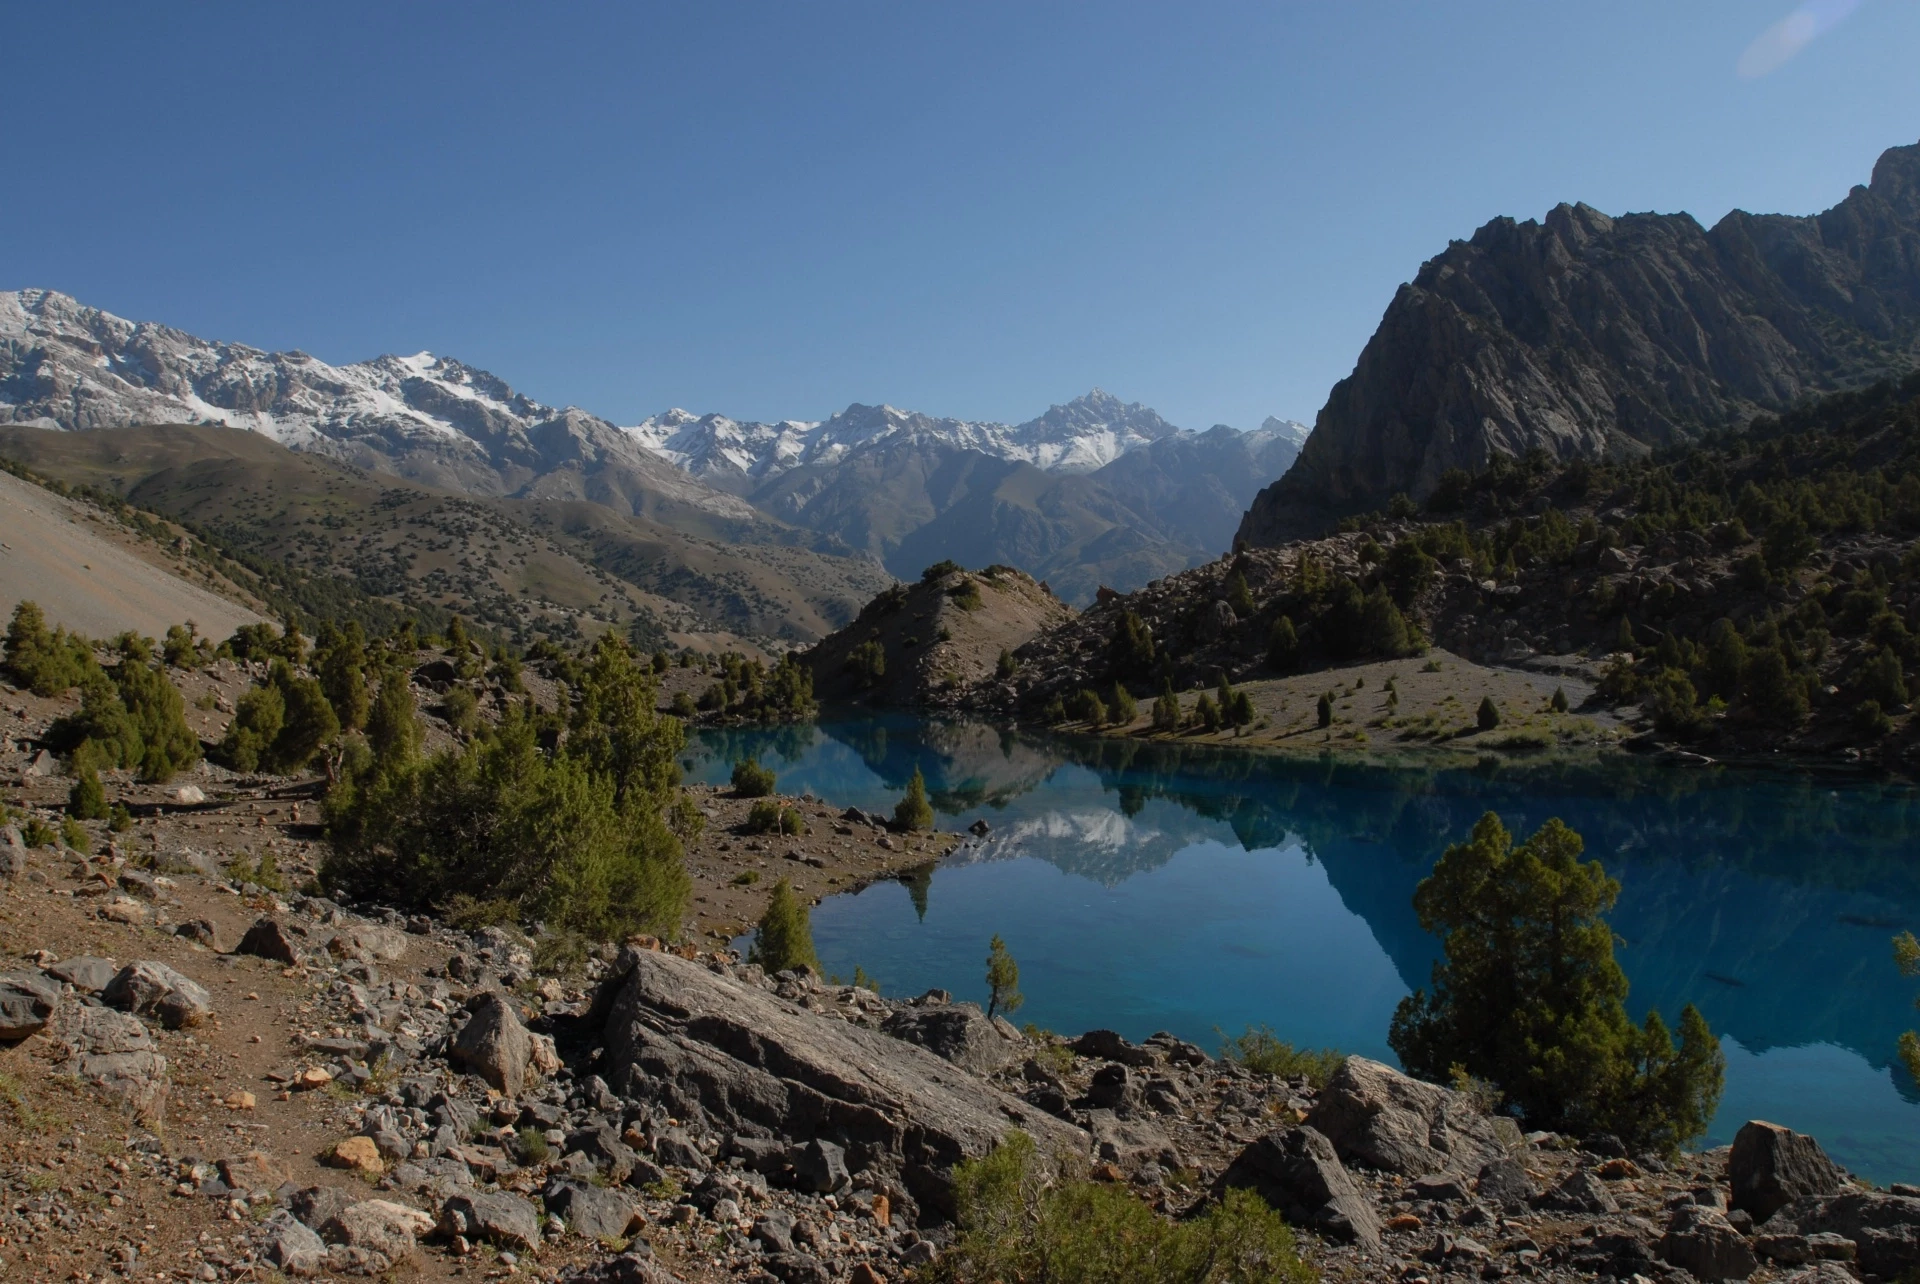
<box><xmin>3</xmin><ymin>803</ymin><xmax>1913</xmax><ymax>1284</ymax></box>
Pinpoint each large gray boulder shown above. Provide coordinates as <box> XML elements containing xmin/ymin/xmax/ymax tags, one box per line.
<box><xmin>0</xmin><ymin>971</ymin><xmax>61</xmax><ymax>1039</ymax></box>
<box><xmin>321</xmin><ymin>1199</ymin><xmax>432</xmax><ymax>1261</ymax></box>
<box><xmin>1302</xmin><ymin>1056</ymin><xmax>1513</xmax><ymax>1175</ymax></box>
<box><xmin>595</xmin><ymin>946</ymin><xmax>1087</xmax><ymax>1215</ymax></box>
<box><xmin>881</xmin><ymin>1001</ymin><xmax>1020</xmax><ymax>1074</ymax></box>
<box><xmin>236</xmin><ymin>917</ymin><xmax>303</xmax><ymax>966</ymax></box>
<box><xmin>1730</xmin><ymin>1120</ymin><xmax>1848</xmax><ymax>1222</ymax></box>
<box><xmin>49</xmin><ymin>1001</ymin><xmax>169</xmax><ymax>1120</ymax></box>
<box><xmin>438</xmin><ymin>1190</ymin><xmax>541</xmax><ymax>1250</ymax></box>
<box><xmin>449</xmin><ymin>991</ymin><xmax>533</xmax><ymax>1094</ymax></box>
<box><xmin>257</xmin><ymin>1210</ymin><xmax>327</xmax><ymax>1276</ymax></box>
<box><xmin>1218</xmin><ymin>1126</ymin><xmax>1382</xmax><ymax>1249</ymax></box>
<box><xmin>102</xmin><ymin>960</ymin><xmax>213</xmax><ymax>1028</ymax></box>
<box><xmin>44</xmin><ymin>956</ymin><xmax>118</xmax><ymax>994</ymax></box>
<box><xmin>545</xmin><ymin>1180</ymin><xmax>638</xmax><ymax>1240</ymax></box>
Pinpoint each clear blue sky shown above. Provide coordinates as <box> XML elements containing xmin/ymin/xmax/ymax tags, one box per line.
<box><xmin>4</xmin><ymin>2</ymin><xmax>1916</xmax><ymax>431</ymax></box>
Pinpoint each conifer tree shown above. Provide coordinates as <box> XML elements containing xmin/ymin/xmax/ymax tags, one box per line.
<box><xmin>751</xmin><ymin>878</ymin><xmax>820</xmax><ymax>975</ymax></box>
<box><xmin>1316</xmin><ymin>692</ymin><xmax>1333</xmax><ymax>728</ymax></box>
<box><xmin>985</xmin><ymin>934</ymin><xmax>1023</xmax><ymax>1019</ymax></box>
<box><xmin>1268</xmin><ymin>616</ymin><xmax>1299</xmax><ymax>672</ymax></box>
<box><xmin>68</xmin><ymin>759</ymin><xmax>108</xmax><ymax>820</ymax></box>
<box><xmin>1476</xmin><ymin>696</ymin><xmax>1501</xmax><ymax>730</ymax></box>
<box><xmin>1151</xmin><ymin>681</ymin><xmax>1181</xmax><ymax>732</ymax></box>
<box><xmin>894</xmin><ymin>766</ymin><xmax>934</xmax><ymax>831</ymax></box>
<box><xmin>1390</xmin><ymin>813</ymin><xmax>1723</xmax><ymax>1150</ymax></box>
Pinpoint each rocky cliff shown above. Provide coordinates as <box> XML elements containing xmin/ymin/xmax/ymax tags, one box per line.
<box><xmin>1238</xmin><ymin>139</ymin><xmax>1920</xmax><ymax>543</ymax></box>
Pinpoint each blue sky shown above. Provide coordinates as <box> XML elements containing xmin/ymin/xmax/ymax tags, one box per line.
<box><xmin>4</xmin><ymin>2</ymin><xmax>1916</xmax><ymax>431</ymax></box>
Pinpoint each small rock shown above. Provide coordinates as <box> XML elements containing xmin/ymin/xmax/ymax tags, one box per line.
<box><xmin>174</xmin><ymin>920</ymin><xmax>225</xmax><ymax>950</ymax></box>
<box><xmin>174</xmin><ymin>785</ymin><xmax>206</xmax><ymax>804</ymax></box>
<box><xmin>1536</xmin><ymin>1167</ymin><xmax>1618</xmax><ymax>1214</ymax></box>
<box><xmin>544</xmin><ymin>1181</ymin><xmax>637</xmax><ymax>1240</ymax></box>
<box><xmin>236</xmin><ymin>917</ymin><xmax>303</xmax><ymax>966</ymax></box>
<box><xmin>258</xmin><ymin>1210</ymin><xmax>327</xmax><ymax>1276</ymax></box>
<box><xmin>100</xmin><ymin>896</ymin><xmax>149</xmax><ymax>925</ymax></box>
<box><xmin>791</xmin><ymin>1137</ymin><xmax>849</xmax><ymax>1193</ymax></box>
<box><xmin>328</xmin><ymin>1136</ymin><xmax>386</xmax><ymax>1175</ymax></box>
<box><xmin>218</xmin><ymin>1151</ymin><xmax>289</xmax><ymax>1190</ymax></box>
<box><xmin>1660</xmin><ymin>1204</ymin><xmax>1759</xmax><ymax>1282</ymax></box>
<box><xmin>293</xmin><ymin>1066</ymin><xmax>334</xmax><ymax>1091</ymax></box>
<box><xmin>321</xmin><ymin>1199</ymin><xmax>432</xmax><ymax>1260</ymax></box>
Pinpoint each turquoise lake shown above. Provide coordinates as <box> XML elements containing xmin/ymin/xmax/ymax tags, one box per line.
<box><xmin>682</xmin><ymin>716</ymin><xmax>1920</xmax><ymax>1183</ymax></box>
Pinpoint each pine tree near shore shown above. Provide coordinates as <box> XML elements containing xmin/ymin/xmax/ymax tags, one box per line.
<box><xmin>895</xmin><ymin>766</ymin><xmax>935</xmax><ymax>831</ymax></box>
<box><xmin>752</xmin><ymin>878</ymin><xmax>821</xmax><ymax>976</ymax></box>
<box><xmin>985</xmin><ymin>934</ymin><xmax>1023</xmax><ymax>1019</ymax></box>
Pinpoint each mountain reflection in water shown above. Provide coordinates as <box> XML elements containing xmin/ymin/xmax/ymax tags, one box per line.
<box><xmin>683</xmin><ymin>715</ymin><xmax>1920</xmax><ymax>1181</ymax></box>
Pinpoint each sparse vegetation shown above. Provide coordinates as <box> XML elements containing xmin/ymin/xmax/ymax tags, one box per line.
<box><xmin>731</xmin><ymin>757</ymin><xmax>777</xmax><ymax>798</ymax></box>
<box><xmin>1220</xmin><ymin>1025</ymin><xmax>1346</xmax><ymax>1087</ymax></box>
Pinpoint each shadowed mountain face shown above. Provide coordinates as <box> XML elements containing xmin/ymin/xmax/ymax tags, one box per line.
<box><xmin>1239</xmin><ymin>140</ymin><xmax>1920</xmax><ymax>543</ymax></box>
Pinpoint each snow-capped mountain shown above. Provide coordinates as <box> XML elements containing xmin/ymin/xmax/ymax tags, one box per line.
<box><xmin>627</xmin><ymin>389</ymin><xmax>1192</xmax><ymax>494</ymax></box>
<box><xmin>0</xmin><ymin>288</ymin><xmax>757</xmax><ymax>522</ymax></box>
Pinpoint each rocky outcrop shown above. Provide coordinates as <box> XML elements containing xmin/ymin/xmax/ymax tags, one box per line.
<box><xmin>1303</xmin><ymin>1055</ymin><xmax>1516</xmax><ymax>1175</ymax></box>
<box><xmin>1238</xmin><ymin>140</ymin><xmax>1920</xmax><ymax>540</ymax></box>
<box><xmin>594</xmin><ymin>946</ymin><xmax>1087</xmax><ymax>1214</ymax></box>
<box><xmin>49</xmin><ymin>1001</ymin><xmax>170</xmax><ymax>1121</ymax></box>
<box><xmin>879</xmin><ymin>1001</ymin><xmax>1022</xmax><ymax>1074</ymax></box>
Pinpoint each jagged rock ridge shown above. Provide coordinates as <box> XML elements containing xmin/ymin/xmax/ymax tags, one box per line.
<box><xmin>1238</xmin><ymin>139</ymin><xmax>1920</xmax><ymax>544</ymax></box>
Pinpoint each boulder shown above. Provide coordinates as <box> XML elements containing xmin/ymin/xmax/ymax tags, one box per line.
<box><xmin>790</xmin><ymin>1137</ymin><xmax>848</xmax><ymax>1193</ymax></box>
<box><xmin>752</xmin><ymin>1207</ymin><xmax>796</xmax><ymax>1252</ymax></box>
<box><xmin>102</xmin><ymin>960</ymin><xmax>213</xmax><ymax>1028</ymax></box>
<box><xmin>0</xmin><ymin>825</ymin><xmax>25</xmax><ymax>879</ymax></box>
<box><xmin>258</xmin><ymin>1210</ymin><xmax>328</xmax><ymax>1276</ymax></box>
<box><xmin>328</xmin><ymin>1136</ymin><xmax>386</xmax><ymax>1175</ymax></box>
<box><xmin>1660</xmin><ymin>1204</ymin><xmax>1759</xmax><ymax>1281</ymax></box>
<box><xmin>881</xmin><ymin>1002</ymin><xmax>1020</xmax><ymax>1074</ymax></box>
<box><xmin>1729</xmin><ymin>1120</ymin><xmax>1848</xmax><ymax>1222</ymax></box>
<box><xmin>566</xmin><ymin>1124</ymin><xmax>638</xmax><ymax>1181</ymax></box>
<box><xmin>49</xmin><ymin>1001</ymin><xmax>168</xmax><ymax>1120</ymax></box>
<box><xmin>449</xmin><ymin>990</ymin><xmax>533</xmax><ymax>1094</ymax></box>
<box><xmin>545</xmin><ymin>1180</ymin><xmax>638</xmax><ymax>1240</ymax></box>
<box><xmin>561</xmin><ymin>1253</ymin><xmax>684</xmax><ymax>1284</ymax></box>
<box><xmin>44</xmin><ymin>955</ymin><xmax>118</xmax><ymax>993</ymax></box>
<box><xmin>0</xmin><ymin>970</ymin><xmax>61</xmax><ymax>1039</ymax></box>
<box><xmin>327</xmin><ymin>924</ymin><xmax>410</xmax><ymax>963</ymax></box>
<box><xmin>1303</xmin><ymin>1056</ymin><xmax>1512</xmax><ymax>1175</ymax></box>
<box><xmin>174</xmin><ymin>920</ymin><xmax>226</xmax><ymax>950</ymax></box>
<box><xmin>1218</xmin><ymin>1126</ymin><xmax>1382</xmax><ymax>1248</ymax></box>
<box><xmin>218</xmin><ymin>1151</ymin><xmax>291</xmax><ymax>1192</ymax></box>
<box><xmin>236</xmin><ymin>917</ymin><xmax>303</xmax><ymax>966</ymax></box>
<box><xmin>287</xmin><ymin>1185</ymin><xmax>360</xmax><ymax>1232</ymax></box>
<box><xmin>594</xmin><ymin>946</ymin><xmax>1086</xmax><ymax>1217</ymax></box>
<box><xmin>321</xmin><ymin>1199</ymin><xmax>433</xmax><ymax>1260</ymax></box>
<box><xmin>1085</xmin><ymin>1063</ymin><xmax>1140</xmax><ymax>1112</ymax></box>
<box><xmin>1087</xmin><ymin>1111</ymin><xmax>1176</xmax><ymax>1169</ymax></box>
<box><xmin>439</xmin><ymin>1190</ymin><xmax>542</xmax><ymax>1250</ymax></box>
<box><xmin>1474</xmin><ymin>1156</ymin><xmax>1538</xmax><ymax>1208</ymax></box>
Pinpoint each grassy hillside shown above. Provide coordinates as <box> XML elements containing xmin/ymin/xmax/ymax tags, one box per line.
<box><xmin>0</xmin><ymin>425</ymin><xmax>891</xmax><ymax>647</ymax></box>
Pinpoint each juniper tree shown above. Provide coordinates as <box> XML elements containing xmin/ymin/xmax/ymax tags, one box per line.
<box><xmin>752</xmin><ymin>878</ymin><xmax>820</xmax><ymax>975</ymax></box>
<box><xmin>894</xmin><ymin>766</ymin><xmax>934</xmax><ymax>831</ymax></box>
<box><xmin>985</xmin><ymin>935</ymin><xmax>1023</xmax><ymax>1019</ymax></box>
<box><xmin>1390</xmin><ymin>813</ymin><xmax>1723</xmax><ymax>1151</ymax></box>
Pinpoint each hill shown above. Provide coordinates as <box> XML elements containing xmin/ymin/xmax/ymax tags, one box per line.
<box><xmin>0</xmin><ymin>425</ymin><xmax>890</xmax><ymax>647</ymax></box>
<box><xmin>1240</xmin><ymin>138</ymin><xmax>1920</xmax><ymax>541</ymax></box>
<box><xmin>804</xmin><ymin>562</ymin><xmax>1073</xmax><ymax>710</ymax></box>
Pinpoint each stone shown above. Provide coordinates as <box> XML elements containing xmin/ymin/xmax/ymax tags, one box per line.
<box><xmin>1766</xmin><ymin>1191</ymin><xmax>1920</xmax><ymax>1278</ymax></box>
<box><xmin>752</xmin><ymin>1207</ymin><xmax>796</xmax><ymax>1252</ymax></box>
<box><xmin>44</xmin><ymin>955</ymin><xmax>118</xmax><ymax>993</ymax></box>
<box><xmin>1087</xmin><ymin>1111</ymin><xmax>1175</xmax><ymax>1169</ymax></box>
<box><xmin>117</xmin><ymin>869</ymin><xmax>159</xmax><ymax>899</ymax></box>
<box><xmin>1660</xmin><ymin>1204</ymin><xmax>1759</xmax><ymax>1281</ymax></box>
<box><xmin>258</xmin><ymin>1210</ymin><xmax>327</xmax><ymax>1276</ymax></box>
<box><xmin>448</xmin><ymin>990</ymin><xmax>533</xmax><ymax>1094</ymax></box>
<box><xmin>1410</xmin><ymin>1173</ymin><xmax>1471</xmax><ymax>1202</ymax></box>
<box><xmin>764</xmin><ymin>1253</ymin><xmax>833</xmax><ymax>1284</ymax></box>
<box><xmin>174</xmin><ymin>784</ymin><xmax>206</xmax><ymax>804</ymax></box>
<box><xmin>562</xmin><ymin>1253</ymin><xmax>683</xmax><ymax>1284</ymax></box>
<box><xmin>0</xmin><ymin>970</ymin><xmax>61</xmax><ymax>1038</ymax></box>
<box><xmin>653</xmin><ymin>1127</ymin><xmax>708</xmax><ymax>1171</ymax></box>
<box><xmin>49</xmin><ymin>1001</ymin><xmax>169</xmax><ymax>1120</ymax></box>
<box><xmin>881</xmin><ymin>1001</ymin><xmax>1020</xmax><ymax>1074</ymax></box>
<box><xmin>792</xmin><ymin>1137</ymin><xmax>849</xmax><ymax>1193</ymax></box>
<box><xmin>327</xmin><ymin>924</ymin><xmax>410</xmax><ymax>962</ymax></box>
<box><xmin>1474</xmin><ymin>1156</ymin><xmax>1537</xmax><ymax>1208</ymax></box>
<box><xmin>1071</xmin><ymin>1028</ymin><xmax>1158</xmax><ymax>1067</ymax></box>
<box><xmin>1304</xmin><ymin>1056</ymin><xmax>1511</xmax><ymax>1176</ymax></box>
<box><xmin>100</xmin><ymin>897</ymin><xmax>149</xmax><ymax>924</ymax></box>
<box><xmin>439</xmin><ymin>1190</ymin><xmax>542</xmax><ymax>1250</ymax></box>
<box><xmin>594</xmin><ymin>945</ymin><xmax>1085</xmax><ymax>1217</ymax></box>
<box><xmin>1729</xmin><ymin>1120</ymin><xmax>1848</xmax><ymax>1223</ymax></box>
<box><xmin>328</xmin><ymin>1136</ymin><xmax>386</xmax><ymax>1175</ymax></box>
<box><xmin>566</xmin><ymin>1123</ymin><xmax>639</xmax><ymax>1181</ymax></box>
<box><xmin>0</xmin><ymin>826</ymin><xmax>24</xmax><ymax>879</ymax></box>
<box><xmin>321</xmin><ymin>1199</ymin><xmax>432</xmax><ymax>1260</ymax></box>
<box><xmin>288</xmin><ymin>1185</ymin><xmax>360</xmax><ymax>1231</ymax></box>
<box><xmin>1219</xmin><ymin>1126</ymin><xmax>1382</xmax><ymax>1249</ymax></box>
<box><xmin>218</xmin><ymin>1151</ymin><xmax>290</xmax><ymax>1191</ymax></box>
<box><xmin>1777</xmin><ymin>1266</ymin><xmax>1863</xmax><ymax>1284</ymax></box>
<box><xmin>236</xmin><ymin>917</ymin><xmax>303</xmax><ymax>966</ymax></box>
<box><xmin>544</xmin><ymin>1180</ymin><xmax>637</xmax><ymax>1240</ymax></box>
<box><xmin>174</xmin><ymin>920</ymin><xmax>225</xmax><ymax>950</ymax></box>
<box><xmin>102</xmin><ymin>960</ymin><xmax>213</xmax><ymax>1028</ymax></box>
<box><xmin>1086</xmin><ymin>1062</ymin><xmax>1140</xmax><ymax>1112</ymax></box>
<box><xmin>1536</xmin><ymin>1166</ymin><xmax>1619</xmax><ymax>1214</ymax></box>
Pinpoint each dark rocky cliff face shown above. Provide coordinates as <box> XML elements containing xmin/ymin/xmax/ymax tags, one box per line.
<box><xmin>1237</xmin><ymin>140</ymin><xmax>1920</xmax><ymax>544</ymax></box>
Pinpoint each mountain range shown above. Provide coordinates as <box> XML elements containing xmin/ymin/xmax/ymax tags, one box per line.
<box><xmin>0</xmin><ymin>289</ymin><xmax>1304</xmax><ymax>613</ymax></box>
<box><xmin>1238</xmin><ymin>138</ymin><xmax>1920</xmax><ymax>544</ymax></box>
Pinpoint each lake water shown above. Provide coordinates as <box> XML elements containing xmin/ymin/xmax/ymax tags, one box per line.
<box><xmin>682</xmin><ymin>716</ymin><xmax>1920</xmax><ymax>1183</ymax></box>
